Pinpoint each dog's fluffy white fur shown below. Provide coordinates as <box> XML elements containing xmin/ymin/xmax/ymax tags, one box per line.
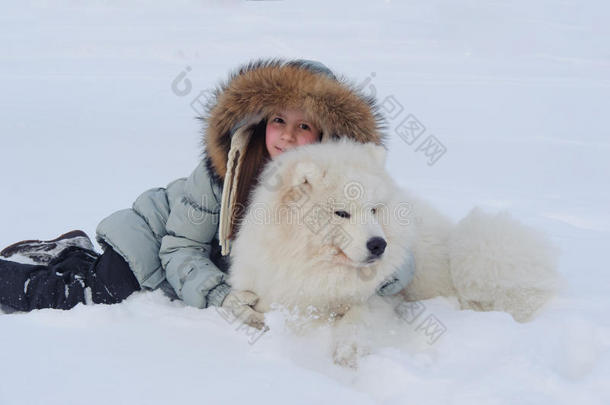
<box><xmin>230</xmin><ymin>140</ymin><xmax>411</xmax><ymax>318</ymax></box>
<box><xmin>229</xmin><ymin>139</ymin><xmax>559</xmax><ymax>336</ymax></box>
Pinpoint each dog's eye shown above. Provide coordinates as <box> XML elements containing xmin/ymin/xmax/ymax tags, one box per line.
<box><xmin>334</xmin><ymin>210</ymin><xmax>350</xmax><ymax>218</ymax></box>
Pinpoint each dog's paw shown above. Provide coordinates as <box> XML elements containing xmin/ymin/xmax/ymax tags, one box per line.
<box><xmin>332</xmin><ymin>341</ymin><xmax>370</xmax><ymax>369</ymax></box>
<box><xmin>333</xmin><ymin>341</ymin><xmax>359</xmax><ymax>368</ymax></box>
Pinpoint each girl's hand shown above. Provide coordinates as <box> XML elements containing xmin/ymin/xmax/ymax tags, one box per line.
<box><xmin>220</xmin><ymin>289</ymin><xmax>266</xmax><ymax>330</ymax></box>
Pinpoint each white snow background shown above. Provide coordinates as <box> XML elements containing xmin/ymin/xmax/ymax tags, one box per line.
<box><xmin>1</xmin><ymin>1</ymin><xmax>609</xmax><ymax>404</ymax></box>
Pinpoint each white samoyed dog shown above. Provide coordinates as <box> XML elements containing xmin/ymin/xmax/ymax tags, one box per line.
<box><xmin>228</xmin><ymin>139</ymin><xmax>559</xmax><ymax>365</ymax></box>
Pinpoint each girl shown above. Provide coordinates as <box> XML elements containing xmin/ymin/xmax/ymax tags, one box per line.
<box><xmin>0</xmin><ymin>59</ymin><xmax>412</xmax><ymax>326</ymax></box>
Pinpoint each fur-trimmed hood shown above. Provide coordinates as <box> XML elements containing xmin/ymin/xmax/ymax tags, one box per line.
<box><xmin>200</xmin><ymin>58</ymin><xmax>386</xmax><ymax>181</ymax></box>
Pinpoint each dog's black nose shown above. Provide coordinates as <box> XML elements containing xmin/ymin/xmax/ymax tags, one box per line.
<box><xmin>366</xmin><ymin>237</ymin><xmax>387</xmax><ymax>257</ymax></box>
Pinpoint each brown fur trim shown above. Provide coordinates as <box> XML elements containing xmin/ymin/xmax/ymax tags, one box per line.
<box><xmin>201</xmin><ymin>59</ymin><xmax>386</xmax><ymax>179</ymax></box>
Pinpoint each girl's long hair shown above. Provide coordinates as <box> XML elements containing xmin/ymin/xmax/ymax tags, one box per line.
<box><xmin>228</xmin><ymin>118</ymin><xmax>270</xmax><ymax>239</ymax></box>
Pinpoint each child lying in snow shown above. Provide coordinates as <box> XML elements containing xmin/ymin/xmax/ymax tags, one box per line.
<box><xmin>0</xmin><ymin>59</ymin><xmax>412</xmax><ymax>323</ymax></box>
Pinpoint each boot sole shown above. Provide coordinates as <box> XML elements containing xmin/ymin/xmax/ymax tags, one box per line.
<box><xmin>0</xmin><ymin>230</ymin><xmax>91</xmax><ymax>258</ymax></box>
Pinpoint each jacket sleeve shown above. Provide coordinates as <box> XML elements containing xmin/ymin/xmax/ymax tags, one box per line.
<box><xmin>158</xmin><ymin>161</ymin><xmax>231</xmax><ymax>308</ymax></box>
<box><xmin>376</xmin><ymin>251</ymin><xmax>415</xmax><ymax>296</ymax></box>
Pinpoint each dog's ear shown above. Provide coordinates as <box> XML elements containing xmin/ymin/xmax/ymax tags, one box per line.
<box><xmin>291</xmin><ymin>160</ymin><xmax>324</xmax><ymax>187</ymax></box>
<box><xmin>281</xmin><ymin>160</ymin><xmax>323</xmax><ymax>205</ymax></box>
<box><xmin>365</xmin><ymin>142</ymin><xmax>387</xmax><ymax>166</ymax></box>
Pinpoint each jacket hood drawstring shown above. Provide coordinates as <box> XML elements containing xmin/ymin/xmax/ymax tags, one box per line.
<box><xmin>218</xmin><ymin>124</ymin><xmax>253</xmax><ymax>256</ymax></box>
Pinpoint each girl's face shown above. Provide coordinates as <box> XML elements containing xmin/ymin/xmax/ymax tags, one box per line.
<box><xmin>265</xmin><ymin>109</ymin><xmax>321</xmax><ymax>158</ymax></box>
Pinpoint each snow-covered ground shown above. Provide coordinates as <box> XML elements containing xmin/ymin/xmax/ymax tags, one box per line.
<box><xmin>1</xmin><ymin>1</ymin><xmax>608</xmax><ymax>403</ymax></box>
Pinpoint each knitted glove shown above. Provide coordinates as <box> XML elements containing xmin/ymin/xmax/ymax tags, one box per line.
<box><xmin>220</xmin><ymin>289</ymin><xmax>266</xmax><ymax>330</ymax></box>
<box><xmin>376</xmin><ymin>251</ymin><xmax>415</xmax><ymax>296</ymax></box>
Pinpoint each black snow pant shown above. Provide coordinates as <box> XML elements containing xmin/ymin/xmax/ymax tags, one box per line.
<box><xmin>0</xmin><ymin>246</ymin><xmax>140</xmax><ymax>312</ymax></box>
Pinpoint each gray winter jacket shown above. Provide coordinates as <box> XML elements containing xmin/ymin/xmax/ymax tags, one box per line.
<box><xmin>95</xmin><ymin>58</ymin><xmax>387</xmax><ymax>309</ymax></box>
<box><xmin>96</xmin><ymin>160</ymin><xmax>231</xmax><ymax>308</ymax></box>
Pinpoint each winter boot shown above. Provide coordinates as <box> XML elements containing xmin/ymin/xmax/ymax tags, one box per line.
<box><xmin>0</xmin><ymin>245</ymin><xmax>100</xmax><ymax>311</ymax></box>
<box><xmin>0</xmin><ymin>230</ymin><xmax>95</xmax><ymax>265</ymax></box>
